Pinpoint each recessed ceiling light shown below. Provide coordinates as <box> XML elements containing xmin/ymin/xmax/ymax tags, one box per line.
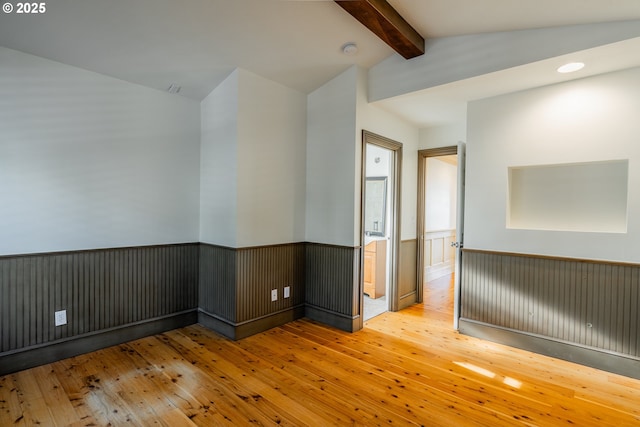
<box><xmin>557</xmin><ymin>62</ymin><xmax>585</xmax><ymax>73</ymax></box>
<box><xmin>342</xmin><ymin>42</ymin><xmax>358</xmax><ymax>56</ymax></box>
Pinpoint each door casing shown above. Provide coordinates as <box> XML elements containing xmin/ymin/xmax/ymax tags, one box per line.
<box><xmin>417</xmin><ymin>146</ymin><xmax>458</xmax><ymax>303</ymax></box>
<box><xmin>359</xmin><ymin>130</ymin><xmax>402</xmax><ymax>329</ymax></box>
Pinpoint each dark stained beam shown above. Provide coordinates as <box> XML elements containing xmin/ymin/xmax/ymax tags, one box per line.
<box><xmin>335</xmin><ymin>0</ymin><xmax>424</xmax><ymax>59</ymax></box>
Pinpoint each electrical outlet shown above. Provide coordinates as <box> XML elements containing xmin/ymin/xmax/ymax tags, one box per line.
<box><xmin>55</xmin><ymin>310</ymin><xmax>67</xmax><ymax>326</ymax></box>
<box><xmin>284</xmin><ymin>286</ymin><xmax>290</xmax><ymax>298</ymax></box>
<box><xmin>271</xmin><ymin>289</ymin><xmax>278</xmax><ymax>302</ymax></box>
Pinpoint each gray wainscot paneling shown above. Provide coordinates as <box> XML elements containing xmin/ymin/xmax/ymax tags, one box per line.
<box><xmin>304</xmin><ymin>243</ymin><xmax>361</xmax><ymax>332</ymax></box>
<box><xmin>0</xmin><ymin>244</ymin><xmax>199</xmax><ymax>375</ymax></box>
<box><xmin>398</xmin><ymin>239</ymin><xmax>417</xmax><ymax>310</ymax></box>
<box><xmin>460</xmin><ymin>249</ymin><xmax>640</xmax><ymax>379</ymax></box>
<box><xmin>198</xmin><ymin>243</ymin><xmax>306</xmax><ymax>340</ymax></box>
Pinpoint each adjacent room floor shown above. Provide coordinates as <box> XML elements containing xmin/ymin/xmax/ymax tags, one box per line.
<box><xmin>363</xmin><ymin>294</ymin><xmax>387</xmax><ymax>320</ymax></box>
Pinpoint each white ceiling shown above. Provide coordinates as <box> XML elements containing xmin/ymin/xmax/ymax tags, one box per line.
<box><xmin>1</xmin><ymin>0</ymin><xmax>640</xmax><ymax>127</ymax></box>
<box><xmin>375</xmin><ymin>36</ymin><xmax>640</xmax><ymax>127</ymax></box>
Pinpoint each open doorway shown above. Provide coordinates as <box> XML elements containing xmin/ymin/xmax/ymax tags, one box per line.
<box><xmin>361</xmin><ymin>131</ymin><xmax>402</xmax><ymax>322</ymax></box>
<box><xmin>417</xmin><ymin>144</ymin><xmax>465</xmax><ymax>328</ymax></box>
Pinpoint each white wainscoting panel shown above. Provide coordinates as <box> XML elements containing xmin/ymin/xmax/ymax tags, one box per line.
<box><xmin>424</xmin><ymin>229</ymin><xmax>456</xmax><ymax>282</ymax></box>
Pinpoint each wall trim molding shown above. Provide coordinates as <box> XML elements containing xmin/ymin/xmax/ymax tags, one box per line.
<box><xmin>0</xmin><ymin>242</ymin><xmax>200</xmax><ymax>260</ymax></box>
<box><xmin>197</xmin><ymin>309</ymin><xmax>236</xmax><ymax>339</ymax></box>
<box><xmin>459</xmin><ymin>318</ymin><xmax>640</xmax><ymax>380</ymax></box>
<box><xmin>199</xmin><ymin>241</ymin><xmax>308</xmax><ymax>251</ymax></box>
<box><xmin>305</xmin><ymin>303</ymin><xmax>360</xmax><ymax>332</ymax></box>
<box><xmin>200</xmin><ymin>241</ymin><xmax>361</xmax><ymax>251</ymax></box>
<box><xmin>198</xmin><ymin>305</ymin><xmax>305</xmax><ymax>340</ymax></box>
<box><xmin>398</xmin><ymin>290</ymin><xmax>416</xmax><ymax>310</ymax></box>
<box><xmin>0</xmin><ymin>310</ymin><xmax>197</xmax><ymax>376</ymax></box>
<box><xmin>463</xmin><ymin>247</ymin><xmax>640</xmax><ymax>268</ymax></box>
<box><xmin>305</xmin><ymin>241</ymin><xmax>361</xmax><ymax>250</ymax></box>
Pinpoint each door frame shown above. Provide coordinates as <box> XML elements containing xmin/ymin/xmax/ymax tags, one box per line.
<box><xmin>360</xmin><ymin>130</ymin><xmax>402</xmax><ymax>327</ymax></box>
<box><xmin>416</xmin><ymin>146</ymin><xmax>458</xmax><ymax>304</ymax></box>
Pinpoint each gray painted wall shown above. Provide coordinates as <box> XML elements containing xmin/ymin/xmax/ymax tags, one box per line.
<box><xmin>305</xmin><ymin>243</ymin><xmax>361</xmax><ymax>332</ymax></box>
<box><xmin>0</xmin><ymin>244</ymin><xmax>199</xmax><ymax>374</ymax></box>
<box><xmin>198</xmin><ymin>243</ymin><xmax>306</xmax><ymax>340</ymax></box>
<box><xmin>1</xmin><ymin>241</ymin><xmax>354</xmax><ymax>373</ymax></box>
<box><xmin>461</xmin><ymin>250</ymin><xmax>640</xmax><ymax>377</ymax></box>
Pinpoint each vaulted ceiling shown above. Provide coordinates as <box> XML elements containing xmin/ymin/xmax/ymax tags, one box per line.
<box><xmin>1</xmin><ymin>0</ymin><xmax>639</xmax><ymax>126</ymax></box>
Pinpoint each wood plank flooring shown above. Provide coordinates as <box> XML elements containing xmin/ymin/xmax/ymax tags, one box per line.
<box><xmin>2</xmin><ymin>274</ymin><xmax>640</xmax><ymax>426</ymax></box>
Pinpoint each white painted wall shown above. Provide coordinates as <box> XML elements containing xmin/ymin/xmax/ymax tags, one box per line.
<box><xmin>508</xmin><ymin>160</ymin><xmax>628</xmax><ymax>233</ymax></box>
<box><xmin>236</xmin><ymin>69</ymin><xmax>307</xmax><ymax>247</ymax></box>
<box><xmin>305</xmin><ymin>66</ymin><xmax>419</xmax><ymax>246</ymax></box>
<box><xmin>200</xmin><ymin>70</ymin><xmax>239</xmax><ymax>247</ymax></box>
<box><xmin>425</xmin><ymin>158</ymin><xmax>457</xmax><ymax>232</ymax></box>
<box><xmin>0</xmin><ymin>47</ymin><xmax>201</xmax><ymax>256</ymax></box>
<box><xmin>200</xmin><ymin>69</ymin><xmax>307</xmax><ymax>248</ymax></box>
<box><xmin>358</xmin><ymin>68</ymin><xmax>420</xmax><ymax>241</ymax></box>
<box><xmin>419</xmin><ymin>124</ymin><xmax>466</xmax><ymax>150</ymax></box>
<box><xmin>306</xmin><ymin>66</ymin><xmax>358</xmax><ymax>246</ymax></box>
<box><xmin>466</xmin><ymin>66</ymin><xmax>640</xmax><ymax>262</ymax></box>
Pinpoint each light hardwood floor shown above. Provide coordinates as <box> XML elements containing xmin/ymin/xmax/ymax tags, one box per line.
<box><xmin>2</xmin><ymin>274</ymin><xmax>640</xmax><ymax>426</ymax></box>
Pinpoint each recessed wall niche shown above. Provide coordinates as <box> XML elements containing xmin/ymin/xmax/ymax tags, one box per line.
<box><xmin>508</xmin><ymin>160</ymin><xmax>629</xmax><ymax>233</ymax></box>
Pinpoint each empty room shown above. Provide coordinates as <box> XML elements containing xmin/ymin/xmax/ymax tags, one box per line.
<box><xmin>2</xmin><ymin>1</ymin><xmax>640</xmax><ymax>425</ymax></box>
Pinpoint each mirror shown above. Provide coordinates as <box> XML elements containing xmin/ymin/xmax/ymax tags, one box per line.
<box><xmin>365</xmin><ymin>176</ymin><xmax>387</xmax><ymax>236</ymax></box>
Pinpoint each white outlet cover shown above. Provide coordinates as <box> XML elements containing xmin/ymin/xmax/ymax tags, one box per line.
<box><xmin>271</xmin><ymin>289</ymin><xmax>278</xmax><ymax>301</ymax></box>
<box><xmin>284</xmin><ymin>286</ymin><xmax>290</xmax><ymax>298</ymax></box>
<box><xmin>55</xmin><ymin>310</ymin><xmax>67</xmax><ymax>326</ymax></box>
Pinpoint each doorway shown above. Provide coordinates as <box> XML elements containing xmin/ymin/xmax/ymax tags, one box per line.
<box><xmin>417</xmin><ymin>144</ymin><xmax>465</xmax><ymax>328</ymax></box>
<box><xmin>361</xmin><ymin>131</ymin><xmax>402</xmax><ymax>323</ymax></box>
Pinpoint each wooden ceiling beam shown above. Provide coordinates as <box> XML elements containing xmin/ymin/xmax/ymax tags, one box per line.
<box><xmin>335</xmin><ymin>0</ymin><xmax>424</xmax><ymax>59</ymax></box>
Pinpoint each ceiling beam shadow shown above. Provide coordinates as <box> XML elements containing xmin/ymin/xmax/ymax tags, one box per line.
<box><xmin>335</xmin><ymin>0</ymin><xmax>425</xmax><ymax>59</ymax></box>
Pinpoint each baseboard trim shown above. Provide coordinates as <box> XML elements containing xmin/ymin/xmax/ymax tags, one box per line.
<box><xmin>459</xmin><ymin>318</ymin><xmax>640</xmax><ymax>380</ymax></box>
<box><xmin>197</xmin><ymin>310</ymin><xmax>236</xmax><ymax>339</ymax></box>
<box><xmin>198</xmin><ymin>305</ymin><xmax>306</xmax><ymax>340</ymax></box>
<box><xmin>305</xmin><ymin>304</ymin><xmax>360</xmax><ymax>332</ymax></box>
<box><xmin>0</xmin><ymin>310</ymin><xmax>198</xmax><ymax>376</ymax></box>
<box><xmin>398</xmin><ymin>290</ymin><xmax>416</xmax><ymax>310</ymax></box>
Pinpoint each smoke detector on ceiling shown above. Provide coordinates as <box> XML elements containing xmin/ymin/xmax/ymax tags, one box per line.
<box><xmin>342</xmin><ymin>42</ymin><xmax>358</xmax><ymax>56</ymax></box>
<box><xmin>167</xmin><ymin>84</ymin><xmax>182</xmax><ymax>94</ymax></box>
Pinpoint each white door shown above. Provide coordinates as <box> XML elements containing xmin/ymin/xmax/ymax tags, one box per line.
<box><xmin>453</xmin><ymin>141</ymin><xmax>466</xmax><ymax>330</ymax></box>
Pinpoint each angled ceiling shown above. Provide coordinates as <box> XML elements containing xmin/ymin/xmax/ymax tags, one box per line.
<box><xmin>334</xmin><ymin>0</ymin><xmax>425</xmax><ymax>59</ymax></box>
<box><xmin>1</xmin><ymin>0</ymin><xmax>640</xmax><ymax>127</ymax></box>
<box><xmin>374</xmin><ymin>36</ymin><xmax>640</xmax><ymax>127</ymax></box>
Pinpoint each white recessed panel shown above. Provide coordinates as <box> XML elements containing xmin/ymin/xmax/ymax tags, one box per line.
<box><xmin>508</xmin><ymin>160</ymin><xmax>628</xmax><ymax>233</ymax></box>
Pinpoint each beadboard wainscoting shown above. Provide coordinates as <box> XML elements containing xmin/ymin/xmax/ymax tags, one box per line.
<box><xmin>1</xmin><ymin>241</ymin><xmax>363</xmax><ymax>374</ymax></box>
<box><xmin>0</xmin><ymin>244</ymin><xmax>199</xmax><ymax>375</ymax></box>
<box><xmin>305</xmin><ymin>243</ymin><xmax>361</xmax><ymax>332</ymax></box>
<box><xmin>460</xmin><ymin>249</ymin><xmax>640</xmax><ymax>379</ymax></box>
<box><xmin>198</xmin><ymin>243</ymin><xmax>306</xmax><ymax>340</ymax></box>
